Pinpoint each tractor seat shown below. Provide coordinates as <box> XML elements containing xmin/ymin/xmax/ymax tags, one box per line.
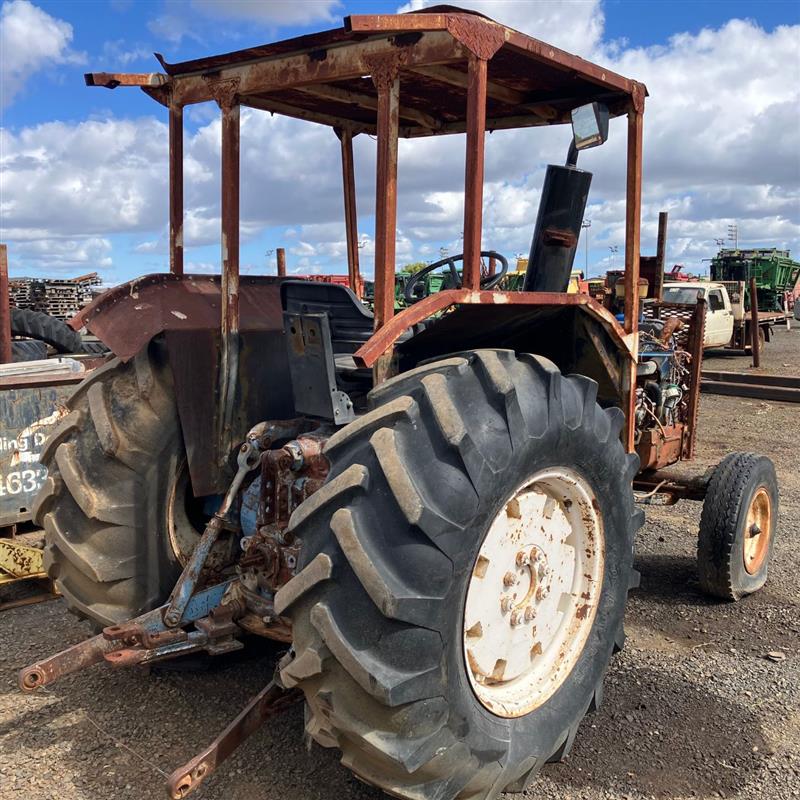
<box><xmin>281</xmin><ymin>280</ymin><xmax>375</xmax><ymax>354</ymax></box>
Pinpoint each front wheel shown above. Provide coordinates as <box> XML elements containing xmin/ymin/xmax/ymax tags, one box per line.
<box><xmin>275</xmin><ymin>350</ymin><xmax>643</xmax><ymax>799</ymax></box>
<box><xmin>697</xmin><ymin>452</ymin><xmax>778</xmax><ymax>600</ymax></box>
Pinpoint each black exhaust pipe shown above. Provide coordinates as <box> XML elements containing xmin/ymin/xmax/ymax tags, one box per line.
<box><xmin>522</xmin><ymin>164</ymin><xmax>592</xmax><ymax>293</ymax></box>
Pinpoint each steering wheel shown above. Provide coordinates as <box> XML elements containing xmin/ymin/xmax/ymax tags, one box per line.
<box><xmin>403</xmin><ymin>251</ymin><xmax>509</xmax><ymax>304</ymax></box>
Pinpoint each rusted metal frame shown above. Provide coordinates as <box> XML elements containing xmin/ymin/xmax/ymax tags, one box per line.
<box><xmin>580</xmin><ymin>314</ymin><xmax>621</xmax><ymax>390</ymax></box>
<box><xmin>171</xmin><ymin>32</ymin><xmax>464</xmax><ymax>106</ymax></box>
<box><xmin>167</xmin><ymin>681</ymin><xmax>301</xmax><ymax>799</ymax></box>
<box><xmin>215</xmin><ymin>82</ymin><xmax>242</xmax><ymax>464</ymax></box>
<box><xmin>462</xmin><ymin>54</ymin><xmax>488</xmax><ymax>291</ymax></box>
<box><xmin>336</xmin><ymin>128</ymin><xmax>362</xmax><ymax>297</ymax></box>
<box><xmin>18</xmin><ymin>580</ymin><xmax>233</xmax><ymax>692</ymax></box>
<box><xmin>354</xmin><ymin>289</ymin><xmax>628</xmax><ymax>369</ymax></box>
<box><xmin>296</xmin><ymin>83</ymin><xmax>442</xmax><ymax>131</ymax></box>
<box><xmin>344</xmin><ymin>14</ymin><xmax>637</xmax><ymax>95</ymax></box>
<box><xmin>700</xmin><ymin>379</ymin><xmax>800</xmax><ymax>403</ymax></box>
<box><xmin>169</xmin><ymin>102</ymin><xmax>184</xmax><ymax>276</ymax></box>
<box><xmin>0</xmin><ymin>244</ymin><xmax>10</xmax><ymax>364</ymax></box>
<box><xmin>701</xmin><ymin>371</ymin><xmax>800</xmax><ymax>389</ymax></box>
<box><xmin>276</xmin><ymin>247</ymin><xmax>286</xmax><ymax>277</ymax></box>
<box><xmin>683</xmin><ymin>298</ymin><xmax>706</xmax><ymax>460</ymax></box>
<box><xmin>633</xmin><ymin>471</ymin><xmax>708</xmax><ymax>504</ymax></box>
<box><xmin>750</xmin><ymin>276</ymin><xmax>761</xmax><ymax>368</ymax></box>
<box><xmin>400</xmin><ymin>111</ymin><xmax>563</xmax><ymax>138</ymax></box>
<box><xmin>654</xmin><ymin>210</ymin><xmax>668</xmax><ymax>304</ymax></box>
<box><xmin>405</xmin><ymin>64</ymin><xmax>555</xmax><ymax>122</ymax></box>
<box><xmin>622</xmin><ymin>96</ymin><xmax>644</xmax><ymax>452</ymax></box>
<box><xmin>371</xmin><ymin>62</ymin><xmax>401</xmax><ymax>343</ymax></box>
<box><xmin>84</xmin><ymin>71</ymin><xmax>167</xmax><ymax>88</ymax></box>
<box><xmin>242</xmin><ymin>93</ymin><xmax>375</xmax><ymax>134</ymax></box>
<box><xmin>407</xmin><ymin>64</ymin><xmax>524</xmax><ymax>105</ymax></box>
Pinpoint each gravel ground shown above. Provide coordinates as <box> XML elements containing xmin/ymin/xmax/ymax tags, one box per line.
<box><xmin>1</xmin><ymin>326</ymin><xmax>797</xmax><ymax>800</ymax></box>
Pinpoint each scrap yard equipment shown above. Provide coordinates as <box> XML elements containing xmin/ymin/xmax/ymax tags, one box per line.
<box><xmin>0</xmin><ymin>245</ymin><xmax>107</xmax><ymax>602</ymax></box>
<box><xmin>21</xmin><ymin>8</ymin><xmax>780</xmax><ymax>800</ymax></box>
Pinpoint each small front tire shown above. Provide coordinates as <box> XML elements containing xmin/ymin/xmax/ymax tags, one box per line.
<box><xmin>697</xmin><ymin>452</ymin><xmax>778</xmax><ymax>600</ymax></box>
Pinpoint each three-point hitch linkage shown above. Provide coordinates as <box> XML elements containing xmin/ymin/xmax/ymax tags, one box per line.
<box><xmin>18</xmin><ymin>421</ymin><xmax>331</xmax><ymax>796</ymax></box>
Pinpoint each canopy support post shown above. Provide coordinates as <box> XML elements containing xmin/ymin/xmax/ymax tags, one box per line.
<box><xmin>623</xmin><ymin>89</ymin><xmax>644</xmax><ymax>452</ymax></box>
<box><xmin>462</xmin><ymin>54</ymin><xmax>488</xmax><ymax>291</ymax></box>
<box><xmin>337</xmin><ymin>128</ymin><xmax>362</xmax><ymax>298</ymax></box>
<box><xmin>169</xmin><ymin>103</ymin><xmax>184</xmax><ymax>276</ymax></box>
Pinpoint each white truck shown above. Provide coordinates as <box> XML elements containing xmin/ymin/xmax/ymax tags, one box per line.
<box><xmin>662</xmin><ymin>281</ymin><xmax>782</xmax><ymax>350</ymax></box>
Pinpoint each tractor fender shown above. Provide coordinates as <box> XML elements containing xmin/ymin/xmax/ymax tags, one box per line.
<box><xmin>71</xmin><ymin>273</ymin><xmax>295</xmax><ymax>496</ymax></box>
<box><xmin>356</xmin><ymin>289</ymin><xmax>636</xmax><ymax>409</ymax></box>
<box><xmin>70</xmin><ymin>273</ymin><xmax>286</xmax><ymax>359</ymax></box>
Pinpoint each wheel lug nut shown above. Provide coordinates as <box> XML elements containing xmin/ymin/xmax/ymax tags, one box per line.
<box><xmin>524</xmin><ymin>606</ymin><xmax>535</xmax><ymax>622</ymax></box>
<box><xmin>516</xmin><ymin>551</ymin><xmax>529</xmax><ymax>567</ymax></box>
<box><xmin>500</xmin><ymin>596</ymin><xmax>513</xmax><ymax>613</ymax></box>
<box><xmin>510</xmin><ymin>610</ymin><xmax>522</xmax><ymax>626</ymax></box>
<box><xmin>536</xmin><ymin>585</ymin><xmax>550</xmax><ymax>601</ymax></box>
<box><xmin>503</xmin><ymin>571</ymin><xmax>516</xmax><ymax>586</ymax></box>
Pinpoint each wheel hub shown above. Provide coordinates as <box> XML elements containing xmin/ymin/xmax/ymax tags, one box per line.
<box><xmin>743</xmin><ymin>487</ymin><xmax>771</xmax><ymax>575</ymax></box>
<box><xmin>463</xmin><ymin>468</ymin><xmax>604</xmax><ymax>718</ymax></box>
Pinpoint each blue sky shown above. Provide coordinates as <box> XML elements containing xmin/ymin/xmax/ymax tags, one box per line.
<box><xmin>2</xmin><ymin>0</ymin><xmax>799</xmax><ymax>283</ymax></box>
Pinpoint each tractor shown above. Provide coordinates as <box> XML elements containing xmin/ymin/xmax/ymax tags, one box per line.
<box><xmin>21</xmin><ymin>7</ymin><xmax>779</xmax><ymax>800</ymax></box>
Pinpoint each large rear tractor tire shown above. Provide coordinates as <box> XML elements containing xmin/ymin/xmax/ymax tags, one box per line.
<box><xmin>33</xmin><ymin>339</ymin><xmax>209</xmax><ymax>627</ymax></box>
<box><xmin>276</xmin><ymin>350</ymin><xmax>643</xmax><ymax>799</ymax></box>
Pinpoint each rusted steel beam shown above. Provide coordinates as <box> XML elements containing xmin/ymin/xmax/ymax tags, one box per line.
<box><xmin>654</xmin><ymin>210</ymin><xmax>668</xmax><ymax>303</ymax></box>
<box><xmin>683</xmin><ymin>298</ymin><xmax>706</xmax><ymax>460</ymax></box>
<box><xmin>0</xmin><ymin>245</ymin><xmax>10</xmax><ymax>364</ymax></box>
<box><xmin>172</xmin><ymin>32</ymin><xmax>463</xmax><ymax>106</ymax></box>
<box><xmin>297</xmin><ymin>84</ymin><xmax>442</xmax><ymax>131</ymax></box>
<box><xmin>169</xmin><ymin>104</ymin><xmax>184</xmax><ymax>276</ymax></box>
<box><xmin>167</xmin><ymin>682</ymin><xmax>301</xmax><ymax>799</ymax></box>
<box><xmin>407</xmin><ymin>64</ymin><xmax>529</xmax><ymax>108</ymax></box>
<box><xmin>221</xmin><ymin>101</ymin><xmax>240</xmax><ymax>336</ymax></box>
<box><xmin>344</xmin><ymin>15</ymin><xmax>638</xmax><ymax>95</ymax></box>
<box><xmin>462</xmin><ymin>55</ymin><xmax>488</xmax><ymax>291</ymax></box>
<box><xmin>371</xmin><ymin>69</ymin><xmax>400</xmax><ymax>335</ymax></box>
<box><xmin>700</xmin><ymin>379</ymin><xmax>800</xmax><ymax>403</ymax></box>
<box><xmin>337</xmin><ymin>128</ymin><xmax>362</xmax><ymax>297</ymax></box>
<box><xmin>400</xmin><ymin>112</ymin><xmax>562</xmax><ymax>139</ymax></box>
<box><xmin>84</xmin><ymin>72</ymin><xmax>167</xmax><ymax>89</ymax></box>
<box><xmin>750</xmin><ymin>276</ymin><xmax>761</xmax><ymax>368</ymax></box>
<box><xmin>623</xmin><ymin>106</ymin><xmax>643</xmax><ymax>334</ymax></box>
<box><xmin>354</xmin><ymin>289</ymin><xmax>627</xmax><ymax>369</ymax></box>
<box><xmin>276</xmin><ymin>248</ymin><xmax>286</xmax><ymax>277</ymax></box>
<box><xmin>623</xmin><ymin>99</ymin><xmax>644</xmax><ymax>453</ymax></box>
<box><xmin>243</xmin><ymin>94</ymin><xmax>375</xmax><ymax>134</ymax></box>
<box><xmin>218</xmin><ymin>93</ymin><xmax>241</xmax><ymax>459</ymax></box>
<box><xmin>701</xmin><ymin>371</ymin><xmax>800</xmax><ymax>389</ymax></box>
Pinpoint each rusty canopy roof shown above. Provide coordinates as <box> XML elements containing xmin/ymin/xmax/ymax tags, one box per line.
<box><xmin>105</xmin><ymin>5</ymin><xmax>645</xmax><ymax>139</ymax></box>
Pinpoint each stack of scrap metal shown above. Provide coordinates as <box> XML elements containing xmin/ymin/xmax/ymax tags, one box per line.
<box><xmin>9</xmin><ymin>272</ymin><xmax>101</xmax><ymax>320</ymax></box>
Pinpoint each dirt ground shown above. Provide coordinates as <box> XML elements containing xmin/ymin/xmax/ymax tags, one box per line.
<box><xmin>1</xmin><ymin>326</ymin><xmax>798</xmax><ymax>800</ymax></box>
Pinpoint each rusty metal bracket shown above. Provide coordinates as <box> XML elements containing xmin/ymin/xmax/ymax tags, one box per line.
<box><xmin>19</xmin><ymin>580</ymin><xmax>233</xmax><ymax>692</ymax></box>
<box><xmin>167</xmin><ymin>680</ymin><xmax>301</xmax><ymax>799</ymax></box>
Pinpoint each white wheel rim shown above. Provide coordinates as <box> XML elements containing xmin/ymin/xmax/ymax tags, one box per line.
<box><xmin>463</xmin><ymin>467</ymin><xmax>604</xmax><ymax>718</ymax></box>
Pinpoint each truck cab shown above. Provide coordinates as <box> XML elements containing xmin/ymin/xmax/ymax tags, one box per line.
<box><xmin>663</xmin><ymin>281</ymin><xmax>734</xmax><ymax>347</ymax></box>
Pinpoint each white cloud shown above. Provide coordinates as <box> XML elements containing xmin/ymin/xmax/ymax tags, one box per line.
<box><xmin>397</xmin><ymin>0</ymin><xmax>604</xmax><ymax>56</ymax></box>
<box><xmin>0</xmin><ymin>0</ymin><xmax>85</xmax><ymax>108</ymax></box>
<box><xmin>2</xmin><ymin>6</ymin><xmax>799</xmax><ymax>279</ymax></box>
<box><xmin>148</xmin><ymin>0</ymin><xmax>342</xmax><ymax>44</ymax></box>
<box><xmin>7</xmin><ymin>236</ymin><xmax>112</xmax><ymax>274</ymax></box>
